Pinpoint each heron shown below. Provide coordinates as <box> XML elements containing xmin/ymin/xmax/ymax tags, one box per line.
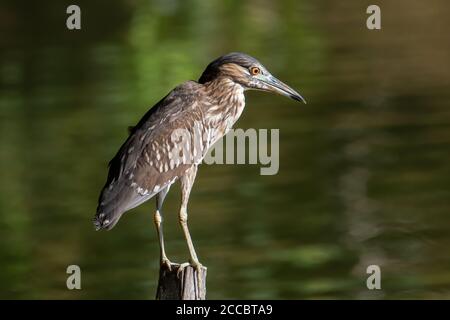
<box><xmin>94</xmin><ymin>52</ymin><xmax>305</xmax><ymax>274</ymax></box>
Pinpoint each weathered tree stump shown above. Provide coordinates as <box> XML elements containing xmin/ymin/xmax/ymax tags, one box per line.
<box><xmin>156</xmin><ymin>263</ymin><xmax>207</xmax><ymax>300</ymax></box>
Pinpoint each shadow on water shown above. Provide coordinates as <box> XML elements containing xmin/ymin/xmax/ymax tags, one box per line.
<box><xmin>0</xmin><ymin>0</ymin><xmax>450</xmax><ymax>299</ymax></box>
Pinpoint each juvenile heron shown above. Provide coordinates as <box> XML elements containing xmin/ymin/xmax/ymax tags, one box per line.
<box><xmin>94</xmin><ymin>52</ymin><xmax>305</xmax><ymax>273</ymax></box>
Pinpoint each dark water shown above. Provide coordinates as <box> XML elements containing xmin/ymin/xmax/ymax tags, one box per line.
<box><xmin>1</xmin><ymin>0</ymin><xmax>450</xmax><ymax>299</ymax></box>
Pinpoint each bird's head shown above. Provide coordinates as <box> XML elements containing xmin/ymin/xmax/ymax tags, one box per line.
<box><xmin>199</xmin><ymin>52</ymin><xmax>306</xmax><ymax>103</ymax></box>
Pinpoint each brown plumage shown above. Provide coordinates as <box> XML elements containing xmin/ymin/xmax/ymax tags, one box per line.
<box><xmin>94</xmin><ymin>52</ymin><xmax>305</xmax><ymax>271</ymax></box>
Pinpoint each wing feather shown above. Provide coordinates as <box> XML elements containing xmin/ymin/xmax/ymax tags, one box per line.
<box><xmin>95</xmin><ymin>81</ymin><xmax>205</xmax><ymax>230</ymax></box>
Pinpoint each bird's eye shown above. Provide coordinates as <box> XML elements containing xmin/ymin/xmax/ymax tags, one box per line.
<box><xmin>250</xmin><ymin>67</ymin><xmax>260</xmax><ymax>76</ymax></box>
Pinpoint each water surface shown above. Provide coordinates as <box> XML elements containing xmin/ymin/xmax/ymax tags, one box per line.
<box><xmin>0</xmin><ymin>0</ymin><xmax>449</xmax><ymax>299</ymax></box>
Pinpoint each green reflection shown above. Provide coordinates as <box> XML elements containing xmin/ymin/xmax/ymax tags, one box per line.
<box><xmin>1</xmin><ymin>0</ymin><xmax>450</xmax><ymax>299</ymax></box>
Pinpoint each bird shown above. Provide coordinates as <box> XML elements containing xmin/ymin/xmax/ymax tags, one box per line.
<box><xmin>94</xmin><ymin>52</ymin><xmax>305</xmax><ymax>274</ymax></box>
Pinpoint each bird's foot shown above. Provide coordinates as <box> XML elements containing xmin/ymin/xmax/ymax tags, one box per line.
<box><xmin>176</xmin><ymin>259</ymin><xmax>204</xmax><ymax>279</ymax></box>
<box><xmin>190</xmin><ymin>259</ymin><xmax>204</xmax><ymax>276</ymax></box>
<box><xmin>160</xmin><ymin>257</ymin><xmax>173</xmax><ymax>271</ymax></box>
<box><xmin>176</xmin><ymin>262</ymin><xmax>191</xmax><ymax>279</ymax></box>
<box><xmin>190</xmin><ymin>259</ymin><xmax>205</xmax><ymax>291</ymax></box>
<box><xmin>177</xmin><ymin>259</ymin><xmax>206</xmax><ymax>297</ymax></box>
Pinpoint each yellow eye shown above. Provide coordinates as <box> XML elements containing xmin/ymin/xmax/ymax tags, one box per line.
<box><xmin>250</xmin><ymin>67</ymin><xmax>260</xmax><ymax>75</ymax></box>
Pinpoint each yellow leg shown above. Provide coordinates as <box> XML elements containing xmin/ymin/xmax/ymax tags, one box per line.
<box><xmin>154</xmin><ymin>185</ymin><xmax>172</xmax><ymax>270</ymax></box>
<box><xmin>179</xmin><ymin>208</ymin><xmax>202</xmax><ymax>267</ymax></box>
<box><xmin>177</xmin><ymin>165</ymin><xmax>204</xmax><ymax>283</ymax></box>
<box><xmin>153</xmin><ymin>209</ymin><xmax>172</xmax><ymax>270</ymax></box>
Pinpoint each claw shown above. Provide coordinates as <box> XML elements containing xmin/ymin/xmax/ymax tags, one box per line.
<box><xmin>176</xmin><ymin>259</ymin><xmax>205</xmax><ymax>295</ymax></box>
<box><xmin>190</xmin><ymin>259</ymin><xmax>204</xmax><ymax>273</ymax></box>
<box><xmin>190</xmin><ymin>260</ymin><xmax>205</xmax><ymax>294</ymax></box>
<box><xmin>177</xmin><ymin>262</ymin><xmax>191</xmax><ymax>279</ymax></box>
<box><xmin>176</xmin><ymin>260</ymin><xmax>204</xmax><ymax>278</ymax></box>
<box><xmin>161</xmin><ymin>258</ymin><xmax>173</xmax><ymax>271</ymax></box>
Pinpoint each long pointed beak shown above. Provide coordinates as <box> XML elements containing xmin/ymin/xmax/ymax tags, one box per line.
<box><xmin>262</xmin><ymin>75</ymin><xmax>306</xmax><ymax>104</ymax></box>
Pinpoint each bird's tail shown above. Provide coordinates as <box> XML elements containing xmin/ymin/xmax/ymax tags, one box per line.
<box><xmin>93</xmin><ymin>205</ymin><xmax>123</xmax><ymax>231</ymax></box>
<box><xmin>93</xmin><ymin>210</ymin><xmax>121</xmax><ymax>231</ymax></box>
<box><xmin>94</xmin><ymin>177</ymin><xmax>132</xmax><ymax>231</ymax></box>
<box><xmin>94</xmin><ymin>171</ymin><xmax>155</xmax><ymax>231</ymax></box>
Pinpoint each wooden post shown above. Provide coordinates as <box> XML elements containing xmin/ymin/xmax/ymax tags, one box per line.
<box><xmin>156</xmin><ymin>263</ymin><xmax>207</xmax><ymax>300</ymax></box>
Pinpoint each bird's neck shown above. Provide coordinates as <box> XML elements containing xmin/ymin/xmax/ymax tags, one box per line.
<box><xmin>203</xmin><ymin>77</ymin><xmax>246</xmax><ymax>121</ymax></box>
<box><xmin>204</xmin><ymin>77</ymin><xmax>244</xmax><ymax>101</ymax></box>
<box><xmin>199</xmin><ymin>77</ymin><xmax>246</xmax><ymax>150</ymax></box>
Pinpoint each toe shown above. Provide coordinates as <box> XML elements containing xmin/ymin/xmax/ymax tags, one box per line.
<box><xmin>176</xmin><ymin>262</ymin><xmax>190</xmax><ymax>279</ymax></box>
<box><xmin>162</xmin><ymin>261</ymin><xmax>172</xmax><ymax>271</ymax></box>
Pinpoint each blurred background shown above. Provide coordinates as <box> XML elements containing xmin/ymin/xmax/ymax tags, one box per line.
<box><xmin>1</xmin><ymin>0</ymin><xmax>449</xmax><ymax>299</ymax></box>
